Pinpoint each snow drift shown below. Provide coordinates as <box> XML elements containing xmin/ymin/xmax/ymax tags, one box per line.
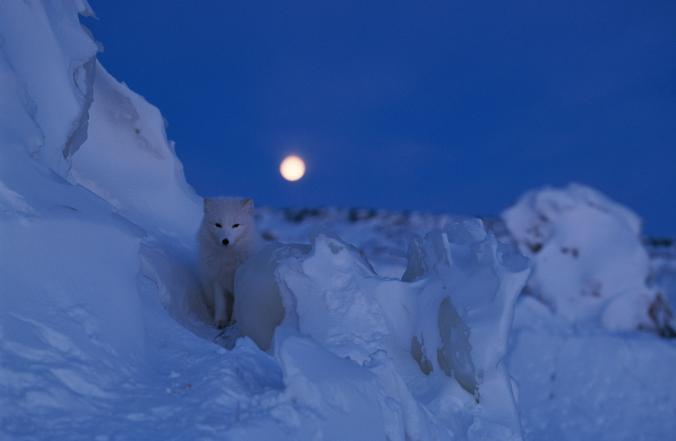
<box><xmin>235</xmin><ymin>222</ymin><xmax>529</xmax><ymax>440</ymax></box>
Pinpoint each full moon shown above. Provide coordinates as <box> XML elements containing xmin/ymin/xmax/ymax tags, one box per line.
<box><xmin>279</xmin><ymin>155</ymin><xmax>306</xmax><ymax>182</ymax></box>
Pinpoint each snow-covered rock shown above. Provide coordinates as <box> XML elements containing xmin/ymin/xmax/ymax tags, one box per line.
<box><xmin>502</xmin><ymin>183</ymin><xmax>667</xmax><ymax>332</ymax></box>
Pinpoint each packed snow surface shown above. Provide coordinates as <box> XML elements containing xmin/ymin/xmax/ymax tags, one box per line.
<box><xmin>2</xmin><ymin>2</ymin><xmax>676</xmax><ymax>441</ymax></box>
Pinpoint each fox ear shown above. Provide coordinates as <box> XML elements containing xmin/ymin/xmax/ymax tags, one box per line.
<box><xmin>241</xmin><ymin>198</ymin><xmax>254</xmax><ymax>211</ymax></box>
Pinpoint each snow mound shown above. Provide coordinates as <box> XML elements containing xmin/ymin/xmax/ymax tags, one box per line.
<box><xmin>502</xmin><ymin>183</ymin><xmax>668</xmax><ymax>332</ymax></box>
<box><xmin>235</xmin><ymin>219</ymin><xmax>530</xmax><ymax>440</ymax></box>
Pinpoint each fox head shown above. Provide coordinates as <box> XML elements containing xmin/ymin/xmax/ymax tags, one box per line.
<box><xmin>202</xmin><ymin>197</ymin><xmax>255</xmax><ymax>248</ymax></box>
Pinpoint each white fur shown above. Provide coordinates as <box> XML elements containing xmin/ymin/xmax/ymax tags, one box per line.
<box><xmin>197</xmin><ymin>196</ymin><xmax>256</xmax><ymax>328</ymax></box>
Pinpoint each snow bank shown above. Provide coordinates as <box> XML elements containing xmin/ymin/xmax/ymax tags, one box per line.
<box><xmin>502</xmin><ymin>183</ymin><xmax>669</xmax><ymax>332</ymax></box>
<box><xmin>0</xmin><ymin>1</ymin><xmax>206</xmax><ymax>437</ymax></box>
<box><xmin>0</xmin><ymin>0</ymin><xmax>97</xmax><ymax>176</ymax></box>
<box><xmin>0</xmin><ymin>0</ymin><xmax>199</xmax><ymax>237</ymax></box>
<box><xmin>235</xmin><ymin>219</ymin><xmax>530</xmax><ymax>440</ymax></box>
<box><xmin>70</xmin><ymin>62</ymin><xmax>201</xmax><ymax>240</ymax></box>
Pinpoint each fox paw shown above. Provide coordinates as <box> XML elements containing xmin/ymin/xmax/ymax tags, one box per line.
<box><xmin>214</xmin><ymin>318</ymin><xmax>227</xmax><ymax>329</ymax></box>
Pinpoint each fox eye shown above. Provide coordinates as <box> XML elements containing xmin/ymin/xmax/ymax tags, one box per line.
<box><xmin>214</xmin><ymin>223</ymin><xmax>222</xmax><ymax>228</ymax></box>
<box><xmin>232</xmin><ymin>223</ymin><xmax>240</xmax><ymax>228</ymax></box>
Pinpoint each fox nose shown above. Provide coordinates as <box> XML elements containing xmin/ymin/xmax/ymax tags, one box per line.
<box><xmin>222</xmin><ymin>238</ymin><xmax>230</xmax><ymax>246</ymax></box>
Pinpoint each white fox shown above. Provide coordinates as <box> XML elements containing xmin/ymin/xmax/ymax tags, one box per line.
<box><xmin>197</xmin><ymin>197</ymin><xmax>256</xmax><ymax>328</ymax></box>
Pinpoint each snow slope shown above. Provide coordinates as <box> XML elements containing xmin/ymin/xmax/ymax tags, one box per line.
<box><xmin>70</xmin><ymin>62</ymin><xmax>201</xmax><ymax>240</ymax></box>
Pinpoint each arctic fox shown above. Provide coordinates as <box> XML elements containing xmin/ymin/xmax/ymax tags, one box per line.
<box><xmin>197</xmin><ymin>197</ymin><xmax>256</xmax><ymax>328</ymax></box>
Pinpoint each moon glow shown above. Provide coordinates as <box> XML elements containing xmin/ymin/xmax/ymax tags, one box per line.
<box><xmin>279</xmin><ymin>155</ymin><xmax>306</xmax><ymax>182</ymax></box>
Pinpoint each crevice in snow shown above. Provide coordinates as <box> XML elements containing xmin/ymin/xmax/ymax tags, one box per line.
<box><xmin>63</xmin><ymin>56</ymin><xmax>96</xmax><ymax>158</ymax></box>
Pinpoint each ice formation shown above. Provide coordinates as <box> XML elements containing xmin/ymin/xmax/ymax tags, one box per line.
<box><xmin>234</xmin><ymin>221</ymin><xmax>530</xmax><ymax>440</ymax></box>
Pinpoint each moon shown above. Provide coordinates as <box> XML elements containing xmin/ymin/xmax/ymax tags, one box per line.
<box><xmin>279</xmin><ymin>155</ymin><xmax>306</xmax><ymax>182</ymax></box>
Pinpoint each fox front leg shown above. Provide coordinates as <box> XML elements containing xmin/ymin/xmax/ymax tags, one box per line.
<box><xmin>225</xmin><ymin>290</ymin><xmax>234</xmax><ymax>324</ymax></box>
<box><xmin>213</xmin><ymin>283</ymin><xmax>228</xmax><ymax>329</ymax></box>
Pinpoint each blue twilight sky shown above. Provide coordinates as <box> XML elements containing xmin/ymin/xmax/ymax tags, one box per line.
<box><xmin>86</xmin><ymin>0</ymin><xmax>676</xmax><ymax>235</ymax></box>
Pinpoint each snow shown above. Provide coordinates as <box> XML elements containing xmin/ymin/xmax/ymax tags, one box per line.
<box><xmin>234</xmin><ymin>222</ymin><xmax>528</xmax><ymax>439</ymax></box>
<box><xmin>2</xmin><ymin>1</ymin><xmax>676</xmax><ymax>440</ymax></box>
<box><xmin>508</xmin><ymin>297</ymin><xmax>676</xmax><ymax>441</ymax></box>
<box><xmin>0</xmin><ymin>0</ymin><xmax>97</xmax><ymax>175</ymax></box>
<box><xmin>648</xmin><ymin>240</ymin><xmax>676</xmax><ymax>319</ymax></box>
<box><xmin>502</xmin><ymin>183</ymin><xmax>664</xmax><ymax>332</ymax></box>
<box><xmin>70</xmin><ymin>62</ymin><xmax>201</xmax><ymax>240</ymax></box>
